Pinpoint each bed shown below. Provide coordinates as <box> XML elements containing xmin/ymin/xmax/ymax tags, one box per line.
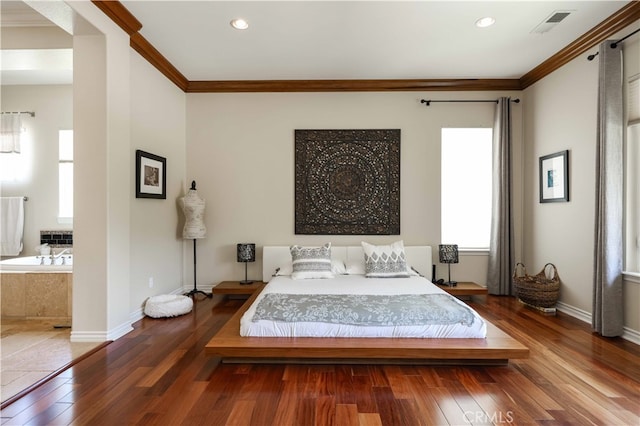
<box><xmin>205</xmin><ymin>244</ymin><xmax>529</xmax><ymax>364</ymax></box>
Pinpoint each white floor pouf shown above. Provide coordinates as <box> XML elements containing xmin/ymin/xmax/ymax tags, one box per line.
<box><xmin>144</xmin><ymin>294</ymin><xmax>193</xmax><ymax>318</ymax></box>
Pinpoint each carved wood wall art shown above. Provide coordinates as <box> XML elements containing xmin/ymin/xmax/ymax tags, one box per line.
<box><xmin>295</xmin><ymin>129</ymin><xmax>400</xmax><ymax>235</ymax></box>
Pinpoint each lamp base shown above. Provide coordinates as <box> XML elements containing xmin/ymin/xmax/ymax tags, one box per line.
<box><xmin>444</xmin><ymin>281</ymin><xmax>458</xmax><ymax>287</ymax></box>
<box><xmin>240</xmin><ymin>262</ymin><xmax>253</xmax><ymax>285</ymax></box>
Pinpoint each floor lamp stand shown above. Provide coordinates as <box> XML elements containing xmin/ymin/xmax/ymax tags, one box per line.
<box><xmin>185</xmin><ymin>239</ymin><xmax>212</xmax><ymax>298</ymax></box>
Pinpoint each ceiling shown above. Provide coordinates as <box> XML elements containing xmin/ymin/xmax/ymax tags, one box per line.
<box><xmin>1</xmin><ymin>1</ymin><xmax>637</xmax><ymax>87</ymax></box>
<box><xmin>120</xmin><ymin>0</ymin><xmax>630</xmax><ymax>81</ymax></box>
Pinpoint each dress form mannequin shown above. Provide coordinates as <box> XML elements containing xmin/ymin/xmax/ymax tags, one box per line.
<box><xmin>181</xmin><ymin>181</ymin><xmax>207</xmax><ymax>239</ymax></box>
<box><xmin>181</xmin><ymin>181</ymin><xmax>211</xmax><ymax>298</ymax></box>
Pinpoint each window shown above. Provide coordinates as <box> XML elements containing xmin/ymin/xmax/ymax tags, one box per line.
<box><xmin>59</xmin><ymin>130</ymin><xmax>73</xmax><ymax>220</ymax></box>
<box><xmin>0</xmin><ymin>117</ymin><xmax>27</xmax><ymax>182</ymax></box>
<box><xmin>441</xmin><ymin>128</ymin><xmax>493</xmax><ymax>249</ymax></box>
<box><xmin>0</xmin><ymin>150</ymin><xmax>26</xmax><ymax>182</ymax></box>
<box><xmin>626</xmin><ymin>76</ymin><xmax>639</xmax><ymax>273</ymax></box>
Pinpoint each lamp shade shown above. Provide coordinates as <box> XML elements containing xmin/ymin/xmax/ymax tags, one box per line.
<box><xmin>237</xmin><ymin>243</ymin><xmax>255</xmax><ymax>262</ymax></box>
<box><xmin>439</xmin><ymin>244</ymin><xmax>459</xmax><ymax>264</ymax></box>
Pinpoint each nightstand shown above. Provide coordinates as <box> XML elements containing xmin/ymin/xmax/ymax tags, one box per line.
<box><xmin>212</xmin><ymin>281</ymin><xmax>265</xmax><ymax>296</ymax></box>
<box><xmin>437</xmin><ymin>281</ymin><xmax>488</xmax><ymax>300</ymax></box>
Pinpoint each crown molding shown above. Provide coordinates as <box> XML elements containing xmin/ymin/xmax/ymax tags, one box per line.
<box><xmin>130</xmin><ymin>33</ymin><xmax>189</xmax><ymax>92</ymax></box>
<box><xmin>186</xmin><ymin>79</ymin><xmax>522</xmax><ymax>93</ymax></box>
<box><xmin>93</xmin><ymin>1</ymin><xmax>639</xmax><ymax>93</ymax></box>
<box><xmin>91</xmin><ymin>1</ymin><xmax>141</xmax><ymax>35</ymax></box>
<box><xmin>520</xmin><ymin>1</ymin><xmax>640</xmax><ymax>89</ymax></box>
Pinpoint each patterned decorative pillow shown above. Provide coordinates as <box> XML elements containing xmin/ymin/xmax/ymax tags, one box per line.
<box><xmin>276</xmin><ymin>259</ymin><xmax>346</xmax><ymax>276</ymax></box>
<box><xmin>362</xmin><ymin>241</ymin><xmax>410</xmax><ymax>278</ymax></box>
<box><xmin>290</xmin><ymin>243</ymin><xmax>334</xmax><ymax>280</ymax></box>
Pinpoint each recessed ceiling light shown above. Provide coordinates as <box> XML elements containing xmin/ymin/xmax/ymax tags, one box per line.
<box><xmin>230</xmin><ymin>18</ymin><xmax>249</xmax><ymax>30</ymax></box>
<box><xmin>475</xmin><ymin>17</ymin><xmax>495</xmax><ymax>28</ymax></box>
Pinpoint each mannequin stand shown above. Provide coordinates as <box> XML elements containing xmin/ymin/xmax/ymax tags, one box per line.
<box><xmin>185</xmin><ymin>239</ymin><xmax>212</xmax><ymax>298</ymax></box>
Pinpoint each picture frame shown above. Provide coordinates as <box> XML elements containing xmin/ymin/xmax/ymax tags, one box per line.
<box><xmin>539</xmin><ymin>150</ymin><xmax>569</xmax><ymax>203</ymax></box>
<box><xmin>294</xmin><ymin>129</ymin><xmax>400</xmax><ymax>235</ymax></box>
<box><xmin>135</xmin><ymin>150</ymin><xmax>166</xmax><ymax>199</ymax></box>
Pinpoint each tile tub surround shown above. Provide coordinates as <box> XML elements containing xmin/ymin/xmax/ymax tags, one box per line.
<box><xmin>1</xmin><ymin>272</ymin><xmax>72</xmax><ymax>320</ymax></box>
<box><xmin>39</xmin><ymin>230</ymin><xmax>73</xmax><ymax>248</ymax></box>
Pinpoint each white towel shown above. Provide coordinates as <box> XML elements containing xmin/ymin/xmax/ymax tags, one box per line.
<box><xmin>0</xmin><ymin>197</ymin><xmax>25</xmax><ymax>256</ymax></box>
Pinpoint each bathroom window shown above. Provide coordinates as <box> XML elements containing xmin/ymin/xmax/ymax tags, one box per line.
<box><xmin>0</xmin><ymin>117</ymin><xmax>28</xmax><ymax>182</ymax></box>
<box><xmin>59</xmin><ymin>130</ymin><xmax>73</xmax><ymax>222</ymax></box>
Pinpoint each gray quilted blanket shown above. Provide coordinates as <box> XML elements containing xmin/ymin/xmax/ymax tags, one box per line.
<box><xmin>251</xmin><ymin>293</ymin><xmax>477</xmax><ymax>327</ymax></box>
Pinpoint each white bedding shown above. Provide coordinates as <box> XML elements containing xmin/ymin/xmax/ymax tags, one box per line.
<box><xmin>240</xmin><ymin>275</ymin><xmax>487</xmax><ymax>338</ymax></box>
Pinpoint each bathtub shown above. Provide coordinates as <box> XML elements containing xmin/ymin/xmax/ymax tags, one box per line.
<box><xmin>1</xmin><ymin>255</ymin><xmax>73</xmax><ymax>319</ymax></box>
<box><xmin>0</xmin><ymin>255</ymin><xmax>73</xmax><ymax>272</ymax></box>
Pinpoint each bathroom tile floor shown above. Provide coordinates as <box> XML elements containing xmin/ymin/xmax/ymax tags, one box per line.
<box><xmin>0</xmin><ymin>319</ymin><xmax>100</xmax><ymax>404</ymax></box>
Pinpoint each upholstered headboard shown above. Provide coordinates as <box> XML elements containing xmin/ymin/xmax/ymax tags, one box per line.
<box><xmin>262</xmin><ymin>245</ymin><xmax>433</xmax><ymax>282</ymax></box>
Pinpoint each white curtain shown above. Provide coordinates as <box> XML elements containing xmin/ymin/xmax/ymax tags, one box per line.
<box><xmin>487</xmin><ymin>97</ymin><xmax>514</xmax><ymax>295</ymax></box>
<box><xmin>1</xmin><ymin>114</ymin><xmax>22</xmax><ymax>153</ymax></box>
<box><xmin>593</xmin><ymin>41</ymin><xmax>624</xmax><ymax>337</ymax></box>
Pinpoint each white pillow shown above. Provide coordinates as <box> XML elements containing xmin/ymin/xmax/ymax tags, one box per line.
<box><xmin>346</xmin><ymin>261</ymin><xmax>365</xmax><ymax>275</ymax></box>
<box><xmin>362</xmin><ymin>240</ymin><xmax>410</xmax><ymax>278</ymax></box>
<box><xmin>345</xmin><ymin>247</ymin><xmax>365</xmax><ymax>275</ymax></box>
<box><xmin>274</xmin><ymin>264</ymin><xmax>293</xmax><ymax>276</ymax></box>
<box><xmin>407</xmin><ymin>265</ymin><xmax>421</xmax><ymax>277</ymax></box>
<box><xmin>331</xmin><ymin>259</ymin><xmax>347</xmax><ymax>275</ymax></box>
<box><xmin>290</xmin><ymin>243</ymin><xmax>334</xmax><ymax>280</ymax></box>
<box><xmin>276</xmin><ymin>259</ymin><xmax>346</xmax><ymax>276</ymax></box>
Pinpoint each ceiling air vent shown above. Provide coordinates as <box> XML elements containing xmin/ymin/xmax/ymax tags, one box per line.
<box><xmin>531</xmin><ymin>10</ymin><xmax>573</xmax><ymax>34</ymax></box>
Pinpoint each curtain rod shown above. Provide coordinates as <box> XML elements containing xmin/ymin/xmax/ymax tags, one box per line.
<box><xmin>587</xmin><ymin>27</ymin><xmax>640</xmax><ymax>61</ymax></box>
<box><xmin>0</xmin><ymin>196</ymin><xmax>28</xmax><ymax>200</ymax></box>
<box><xmin>1</xmin><ymin>111</ymin><xmax>35</xmax><ymax>117</ymax></box>
<box><xmin>420</xmin><ymin>99</ymin><xmax>520</xmax><ymax>107</ymax></box>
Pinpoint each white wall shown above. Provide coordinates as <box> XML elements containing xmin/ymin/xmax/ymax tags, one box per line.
<box><xmin>2</xmin><ymin>2</ymin><xmax>187</xmax><ymax>341</ymax></box>
<box><xmin>0</xmin><ymin>85</ymin><xmax>73</xmax><ymax>255</ymax></box>
<box><xmin>523</xmin><ymin>23</ymin><xmax>640</xmax><ymax>339</ymax></box>
<box><xmin>70</xmin><ymin>0</ymin><xmax>188</xmax><ymax>339</ymax></box>
<box><xmin>186</xmin><ymin>91</ymin><xmax>523</xmax><ymax>287</ymax></box>
<box><xmin>0</xmin><ymin>26</ymin><xmax>71</xmax><ymax>49</ymax></box>
<box><xmin>523</xmin><ymin>57</ymin><xmax>598</xmax><ymax>313</ymax></box>
<box><xmin>129</xmin><ymin>51</ymin><xmax>187</xmax><ymax>314</ymax></box>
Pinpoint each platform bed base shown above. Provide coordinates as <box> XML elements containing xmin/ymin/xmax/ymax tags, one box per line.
<box><xmin>205</xmin><ymin>290</ymin><xmax>529</xmax><ymax>365</ymax></box>
<box><xmin>220</xmin><ymin>358</ymin><xmax>510</xmax><ymax>366</ymax></box>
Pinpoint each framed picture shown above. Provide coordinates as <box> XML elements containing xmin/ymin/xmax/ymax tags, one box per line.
<box><xmin>294</xmin><ymin>129</ymin><xmax>400</xmax><ymax>235</ymax></box>
<box><xmin>539</xmin><ymin>150</ymin><xmax>569</xmax><ymax>203</ymax></box>
<box><xmin>136</xmin><ymin>150</ymin><xmax>166</xmax><ymax>199</ymax></box>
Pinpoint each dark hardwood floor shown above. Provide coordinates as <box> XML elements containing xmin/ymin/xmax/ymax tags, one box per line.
<box><xmin>1</xmin><ymin>294</ymin><xmax>638</xmax><ymax>425</ymax></box>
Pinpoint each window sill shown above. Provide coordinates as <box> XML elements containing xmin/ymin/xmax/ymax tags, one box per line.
<box><xmin>623</xmin><ymin>272</ymin><xmax>640</xmax><ymax>284</ymax></box>
<box><xmin>57</xmin><ymin>217</ymin><xmax>73</xmax><ymax>225</ymax></box>
<box><xmin>459</xmin><ymin>249</ymin><xmax>489</xmax><ymax>256</ymax></box>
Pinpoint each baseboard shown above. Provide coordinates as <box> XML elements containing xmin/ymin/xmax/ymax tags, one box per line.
<box><xmin>622</xmin><ymin>327</ymin><xmax>640</xmax><ymax>345</ymax></box>
<box><xmin>556</xmin><ymin>301</ymin><xmax>640</xmax><ymax>345</ymax></box>
<box><xmin>78</xmin><ymin>287</ymin><xmax>196</xmax><ymax>342</ymax></box>
<box><xmin>70</xmin><ymin>320</ymin><xmax>132</xmax><ymax>343</ymax></box>
<box><xmin>182</xmin><ymin>283</ymin><xmax>214</xmax><ymax>293</ymax></box>
<box><xmin>129</xmin><ymin>308</ymin><xmax>145</xmax><ymax>324</ymax></box>
<box><xmin>70</xmin><ymin>331</ymin><xmax>108</xmax><ymax>342</ymax></box>
<box><xmin>556</xmin><ymin>301</ymin><xmax>591</xmax><ymax>323</ymax></box>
